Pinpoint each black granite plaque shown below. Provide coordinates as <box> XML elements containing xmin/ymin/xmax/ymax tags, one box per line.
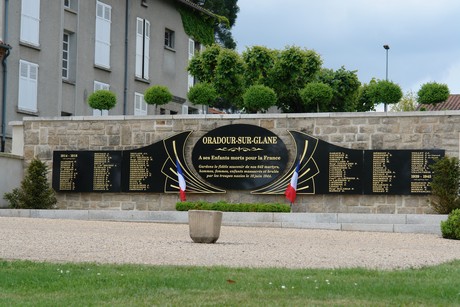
<box><xmin>51</xmin><ymin>127</ymin><xmax>444</xmax><ymax>196</ymax></box>
<box><xmin>52</xmin><ymin>151</ymin><xmax>122</xmax><ymax>192</ymax></box>
<box><xmin>313</xmin><ymin>141</ymin><xmax>363</xmax><ymax>194</ymax></box>
<box><xmin>362</xmin><ymin>150</ymin><xmax>444</xmax><ymax>194</ymax></box>
<box><xmin>192</xmin><ymin>124</ymin><xmax>288</xmax><ymax>190</ymax></box>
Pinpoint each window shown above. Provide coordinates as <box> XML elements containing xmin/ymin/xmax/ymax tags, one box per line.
<box><xmin>92</xmin><ymin>81</ymin><xmax>109</xmax><ymax>116</ymax></box>
<box><xmin>95</xmin><ymin>1</ymin><xmax>111</xmax><ymax>68</ymax></box>
<box><xmin>134</xmin><ymin>93</ymin><xmax>147</xmax><ymax>115</ymax></box>
<box><xmin>62</xmin><ymin>33</ymin><xmax>70</xmax><ymax>79</ymax></box>
<box><xmin>62</xmin><ymin>32</ymin><xmax>76</xmax><ymax>81</ymax></box>
<box><xmin>188</xmin><ymin>38</ymin><xmax>195</xmax><ymax>89</ymax></box>
<box><xmin>135</xmin><ymin>18</ymin><xmax>150</xmax><ymax>79</ymax></box>
<box><xmin>164</xmin><ymin>29</ymin><xmax>175</xmax><ymax>49</ymax></box>
<box><xmin>20</xmin><ymin>0</ymin><xmax>40</xmax><ymax>46</ymax></box>
<box><xmin>64</xmin><ymin>0</ymin><xmax>78</xmax><ymax>11</ymax></box>
<box><xmin>18</xmin><ymin>60</ymin><xmax>39</xmax><ymax>112</ymax></box>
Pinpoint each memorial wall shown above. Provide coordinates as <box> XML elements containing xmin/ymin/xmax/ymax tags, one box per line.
<box><xmin>14</xmin><ymin>111</ymin><xmax>460</xmax><ymax>213</ymax></box>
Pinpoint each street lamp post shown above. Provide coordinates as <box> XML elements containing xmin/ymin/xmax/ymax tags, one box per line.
<box><xmin>383</xmin><ymin>44</ymin><xmax>390</xmax><ymax>112</ymax></box>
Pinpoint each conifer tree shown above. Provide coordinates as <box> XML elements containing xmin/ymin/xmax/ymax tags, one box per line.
<box><xmin>3</xmin><ymin>158</ymin><xmax>57</xmax><ymax>209</ymax></box>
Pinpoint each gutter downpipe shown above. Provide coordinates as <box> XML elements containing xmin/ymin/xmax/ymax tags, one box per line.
<box><xmin>123</xmin><ymin>0</ymin><xmax>128</xmax><ymax>115</ymax></box>
<box><xmin>1</xmin><ymin>0</ymin><xmax>10</xmax><ymax>152</ymax></box>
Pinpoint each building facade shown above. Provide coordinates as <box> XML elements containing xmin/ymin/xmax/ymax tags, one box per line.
<box><xmin>0</xmin><ymin>0</ymin><xmax>208</xmax><ymax>152</ymax></box>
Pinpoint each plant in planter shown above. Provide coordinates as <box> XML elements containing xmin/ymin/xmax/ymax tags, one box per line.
<box><xmin>88</xmin><ymin>89</ymin><xmax>117</xmax><ymax>114</ymax></box>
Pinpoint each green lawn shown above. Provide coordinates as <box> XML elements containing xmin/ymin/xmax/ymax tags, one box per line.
<box><xmin>1</xmin><ymin>260</ymin><xmax>459</xmax><ymax>306</ymax></box>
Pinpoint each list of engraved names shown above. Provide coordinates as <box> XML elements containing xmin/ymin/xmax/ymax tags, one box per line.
<box><xmin>58</xmin><ymin>153</ymin><xmax>78</xmax><ymax>191</ymax></box>
<box><xmin>410</xmin><ymin>151</ymin><xmax>442</xmax><ymax>193</ymax></box>
<box><xmin>128</xmin><ymin>152</ymin><xmax>152</xmax><ymax>191</ymax></box>
<box><xmin>328</xmin><ymin>152</ymin><xmax>359</xmax><ymax>192</ymax></box>
<box><xmin>372</xmin><ymin>152</ymin><xmax>395</xmax><ymax>193</ymax></box>
<box><xmin>92</xmin><ymin>152</ymin><xmax>117</xmax><ymax>191</ymax></box>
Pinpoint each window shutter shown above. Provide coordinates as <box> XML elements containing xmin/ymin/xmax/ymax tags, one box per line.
<box><xmin>188</xmin><ymin>38</ymin><xmax>195</xmax><ymax>89</ymax></box>
<box><xmin>134</xmin><ymin>93</ymin><xmax>147</xmax><ymax>116</ymax></box>
<box><xmin>20</xmin><ymin>0</ymin><xmax>40</xmax><ymax>45</ymax></box>
<box><xmin>135</xmin><ymin>18</ymin><xmax>143</xmax><ymax>77</ymax></box>
<box><xmin>18</xmin><ymin>61</ymin><xmax>38</xmax><ymax>112</ymax></box>
<box><xmin>144</xmin><ymin>20</ymin><xmax>150</xmax><ymax>79</ymax></box>
<box><xmin>95</xmin><ymin>2</ymin><xmax>111</xmax><ymax>68</ymax></box>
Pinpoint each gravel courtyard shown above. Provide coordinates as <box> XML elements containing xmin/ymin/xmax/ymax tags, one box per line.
<box><xmin>1</xmin><ymin>217</ymin><xmax>459</xmax><ymax>270</ymax></box>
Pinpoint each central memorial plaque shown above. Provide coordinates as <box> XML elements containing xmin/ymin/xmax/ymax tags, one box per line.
<box><xmin>52</xmin><ymin>125</ymin><xmax>444</xmax><ymax>196</ymax></box>
<box><xmin>192</xmin><ymin>124</ymin><xmax>288</xmax><ymax>190</ymax></box>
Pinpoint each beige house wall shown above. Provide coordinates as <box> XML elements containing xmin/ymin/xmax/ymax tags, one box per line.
<box><xmin>11</xmin><ymin>111</ymin><xmax>460</xmax><ymax>213</ymax></box>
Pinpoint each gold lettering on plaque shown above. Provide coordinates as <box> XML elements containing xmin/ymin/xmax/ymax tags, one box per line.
<box><xmin>328</xmin><ymin>152</ymin><xmax>358</xmax><ymax>192</ymax></box>
<box><xmin>129</xmin><ymin>152</ymin><xmax>152</xmax><ymax>191</ymax></box>
<box><xmin>59</xmin><ymin>153</ymin><xmax>78</xmax><ymax>191</ymax></box>
<box><xmin>93</xmin><ymin>152</ymin><xmax>116</xmax><ymax>191</ymax></box>
<box><xmin>372</xmin><ymin>152</ymin><xmax>395</xmax><ymax>193</ymax></box>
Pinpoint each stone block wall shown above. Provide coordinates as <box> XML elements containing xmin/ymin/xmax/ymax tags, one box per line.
<box><xmin>12</xmin><ymin>111</ymin><xmax>460</xmax><ymax>213</ymax></box>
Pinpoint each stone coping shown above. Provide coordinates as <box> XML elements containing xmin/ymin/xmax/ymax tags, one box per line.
<box><xmin>0</xmin><ymin>210</ymin><xmax>447</xmax><ymax>235</ymax></box>
<box><xmin>8</xmin><ymin>109</ymin><xmax>460</xmax><ymax>124</ymax></box>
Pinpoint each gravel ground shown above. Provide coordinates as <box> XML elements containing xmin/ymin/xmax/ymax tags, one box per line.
<box><xmin>1</xmin><ymin>217</ymin><xmax>459</xmax><ymax>270</ymax></box>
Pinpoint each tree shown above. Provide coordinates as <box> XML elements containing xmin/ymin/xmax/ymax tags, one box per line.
<box><xmin>299</xmin><ymin>82</ymin><xmax>333</xmax><ymax>112</ymax></box>
<box><xmin>356</xmin><ymin>81</ymin><xmax>377</xmax><ymax>112</ymax></box>
<box><xmin>189</xmin><ymin>0</ymin><xmax>240</xmax><ymax>49</ymax></box>
<box><xmin>144</xmin><ymin>85</ymin><xmax>173</xmax><ymax>113</ymax></box>
<box><xmin>373</xmin><ymin>80</ymin><xmax>403</xmax><ymax>107</ymax></box>
<box><xmin>187</xmin><ymin>82</ymin><xmax>218</xmax><ymax>107</ymax></box>
<box><xmin>242</xmin><ymin>46</ymin><xmax>276</xmax><ymax>87</ymax></box>
<box><xmin>267</xmin><ymin>46</ymin><xmax>322</xmax><ymax>113</ymax></box>
<box><xmin>189</xmin><ymin>45</ymin><xmax>368</xmax><ymax>113</ymax></box>
<box><xmin>430</xmin><ymin>156</ymin><xmax>460</xmax><ymax>214</ymax></box>
<box><xmin>390</xmin><ymin>91</ymin><xmax>417</xmax><ymax>112</ymax></box>
<box><xmin>3</xmin><ymin>158</ymin><xmax>57</xmax><ymax>209</ymax></box>
<box><xmin>417</xmin><ymin>82</ymin><xmax>450</xmax><ymax>106</ymax></box>
<box><xmin>356</xmin><ymin>79</ymin><xmax>402</xmax><ymax>112</ymax></box>
<box><xmin>88</xmin><ymin>90</ymin><xmax>117</xmax><ymax>112</ymax></box>
<box><xmin>213</xmin><ymin>48</ymin><xmax>245</xmax><ymax>109</ymax></box>
<box><xmin>188</xmin><ymin>44</ymin><xmax>222</xmax><ymax>84</ymax></box>
<box><xmin>188</xmin><ymin>44</ymin><xmax>243</xmax><ymax>110</ymax></box>
<box><xmin>242</xmin><ymin>85</ymin><xmax>277</xmax><ymax>113</ymax></box>
<box><xmin>318</xmin><ymin>67</ymin><xmax>361</xmax><ymax>112</ymax></box>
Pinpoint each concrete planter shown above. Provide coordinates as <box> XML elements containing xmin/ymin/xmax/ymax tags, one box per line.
<box><xmin>188</xmin><ymin>210</ymin><xmax>223</xmax><ymax>243</ymax></box>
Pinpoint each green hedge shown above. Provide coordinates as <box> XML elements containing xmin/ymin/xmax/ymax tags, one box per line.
<box><xmin>441</xmin><ymin>209</ymin><xmax>460</xmax><ymax>240</ymax></box>
<box><xmin>176</xmin><ymin>201</ymin><xmax>290</xmax><ymax>212</ymax></box>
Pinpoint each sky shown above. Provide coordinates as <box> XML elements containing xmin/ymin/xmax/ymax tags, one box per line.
<box><xmin>232</xmin><ymin>0</ymin><xmax>460</xmax><ymax>97</ymax></box>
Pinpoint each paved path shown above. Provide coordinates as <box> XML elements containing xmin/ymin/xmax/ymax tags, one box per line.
<box><xmin>1</xmin><ymin>217</ymin><xmax>459</xmax><ymax>270</ymax></box>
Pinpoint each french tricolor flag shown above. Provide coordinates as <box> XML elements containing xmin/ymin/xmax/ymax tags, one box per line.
<box><xmin>285</xmin><ymin>161</ymin><xmax>300</xmax><ymax>204</ymax></box>
<box><xmin>177</xmin><ymin>159</ymin><xmax>186</xmax><ymax>202</ymax></box>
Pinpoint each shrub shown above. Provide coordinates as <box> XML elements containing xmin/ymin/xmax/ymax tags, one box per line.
<box><xmin>429</xmin><ymin>156</ymin><xmax>460</xmax><ymax>214</ymax></box>
<box><xmin>299</xmin><ymin>82</ymin><xmax>333</xmax><ymax>112</ymax></box>
<box><xmin>144</xmin><ymin>85</ymin><xmax>173</xmax><ymax>106</ymax></box>
<box><xmin>88</xmin><ymin>90</ymin><xmax>117</xmax><ymax>111</ymax></box>
<box><xmin>176</xmin><ymin>201</ymin><xmax>290</xmax><ymax>212</ymax></box>
<box><xmin>187</xmin><ymin>82</ymin><xmax>218</xmax><ymax>107</ymax></box>
<box><xmin>417</xmin><ymin>82</ymin><xmax>450</xmax><ymax>106</ymax></box>
<box><xmin>242</xmin><ymin>85</ymin><xmax>277</xmax><ymax>113</ymax></box>
<box><xmin>441</xmin><ymin>209</ymin><xmax>460</xmax><ymax>239</ymax></box>
<box><xmin>3</xmin><ymin>158</ymin><xmax>57</xmax><ymax>209</ymax></box>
